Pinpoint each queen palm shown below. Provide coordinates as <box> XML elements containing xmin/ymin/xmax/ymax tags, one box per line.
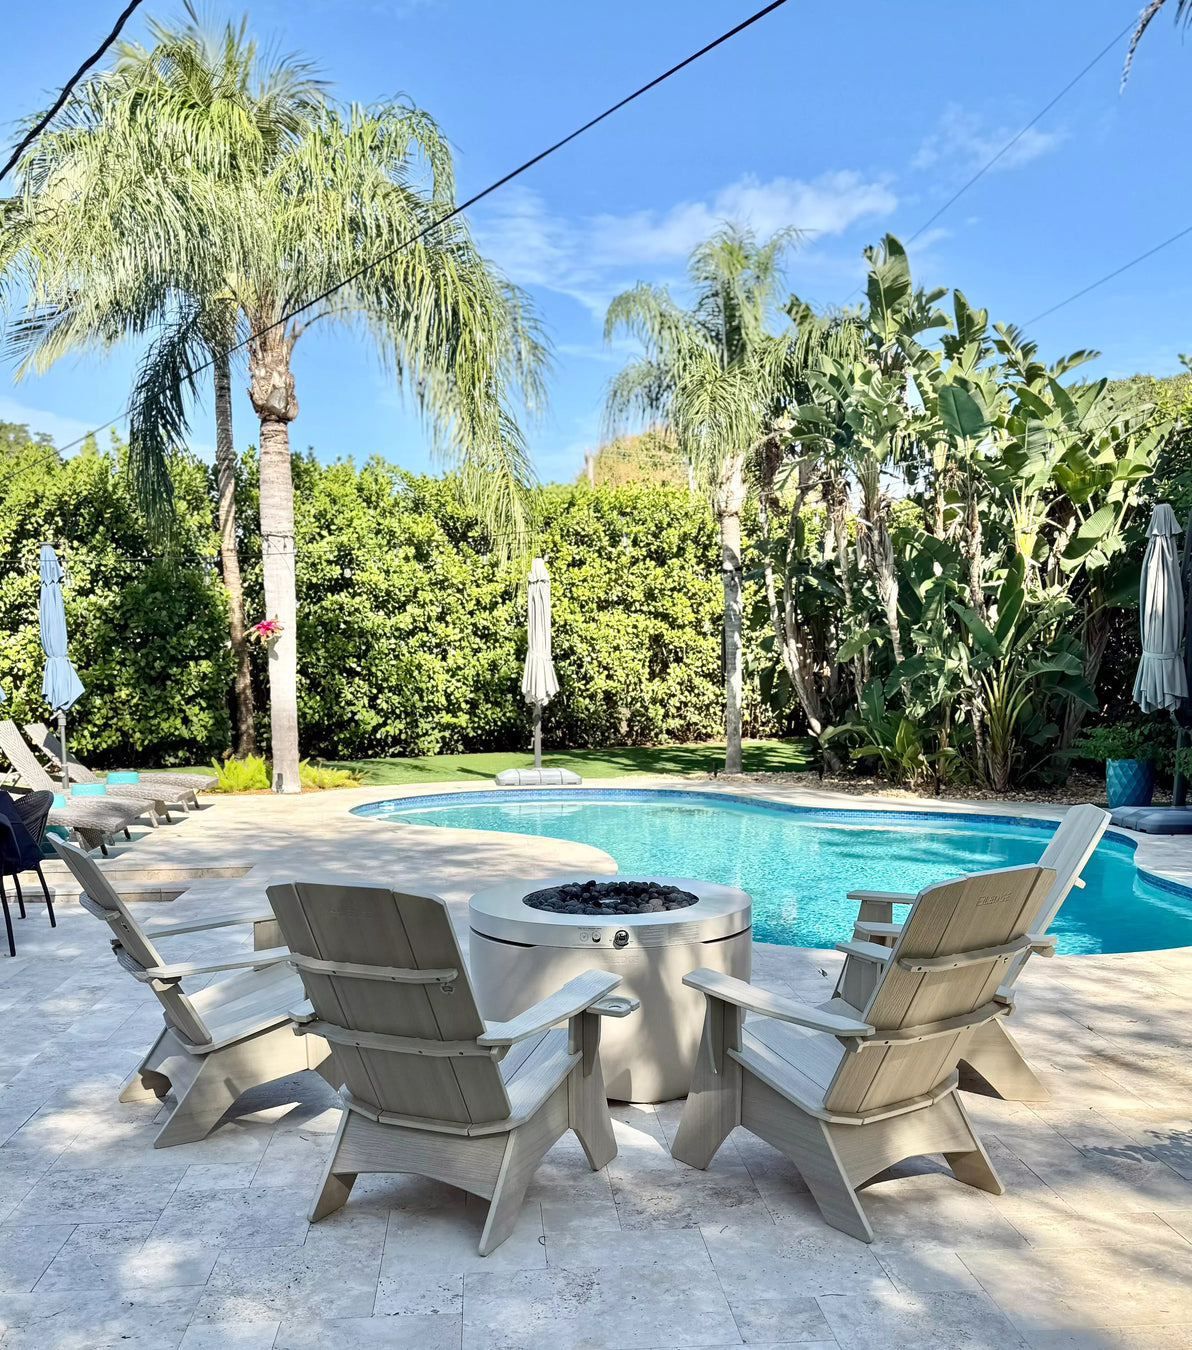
<box><xmin>0</xmin><ymin>10</ymin><xmax>324</xmax><ymax>754</ymax></box>
<box><xmin>604</xmin><ymin>224</ymin><xmax>797</xmax><ymax>773</ymax></box>
<box><xmin>2</xmin><ymin>15</ymin><xmax>546</xmax><ymax>790</ymax></box>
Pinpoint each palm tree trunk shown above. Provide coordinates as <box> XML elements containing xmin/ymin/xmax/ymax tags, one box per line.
<box><xmin>212</xmin><ymin>350</ymin><xmax>256</xmax><ymax>755</ymax></box>
<box><xmin>718</xmin><ymin>454</ymin><xmax>747</xmax><ymax>775</ymax></box>
<box><xmin>248</xmin><ymin>329</ymin><xmax>301</xmax><ymax>794</ymax></box>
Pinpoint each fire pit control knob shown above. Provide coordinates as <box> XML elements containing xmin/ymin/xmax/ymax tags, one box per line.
<box><xmin>613</xmin><ymin>929</ymin><xmax>630</xmax><ymax>948</ymax></box>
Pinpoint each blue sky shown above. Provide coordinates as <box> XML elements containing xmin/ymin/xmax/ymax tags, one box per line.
<box><xmin>2</xmin><ymin>0</ymin><xmax>1190</xmax><ymax>483</ymax></box>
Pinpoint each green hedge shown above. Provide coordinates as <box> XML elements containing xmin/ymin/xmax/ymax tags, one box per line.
<box><xmin>0</xmin><ymin>425</ymin><xmax>764</xmax><ymax>764</ymax></box>
<box><xmin>0</xmin><ymin>427</ymin><xmax>233</xmax><ymax>765</ymax></box>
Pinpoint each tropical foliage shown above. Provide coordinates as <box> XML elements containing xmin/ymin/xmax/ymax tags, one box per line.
<box><xmin>750</xmin><ymin>234</ymin><xmax>1170</xmax><ymax>789</ymax></box>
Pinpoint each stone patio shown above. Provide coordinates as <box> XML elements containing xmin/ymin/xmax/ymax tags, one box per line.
<box><xmin>1</xmin><ymin>782</ymin><xmax>1191</xmax><ymax>1349</ymax></box>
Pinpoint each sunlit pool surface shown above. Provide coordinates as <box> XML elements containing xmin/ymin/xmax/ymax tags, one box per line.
<box><xmin>353</xmin><ymin>789</ymin><xmax>1192</xmax><ymax>954</ymax></box>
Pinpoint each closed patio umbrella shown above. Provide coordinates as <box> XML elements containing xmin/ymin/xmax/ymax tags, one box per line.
<box><xmin>38</xmin><ymin>543</ymin><xmax>85</xmax><ymax>794</ymax></box>
<box><xmin>521</xmin><ymin>557</ymin><xmax>559</xmax><ymax>769</ymax></box>
<box><xmin>1133</xmin><ymin>504</ymin><xmax>1189</xmax><ymax>714</ymax></box>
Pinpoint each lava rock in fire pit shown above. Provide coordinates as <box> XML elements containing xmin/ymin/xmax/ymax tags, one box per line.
<box><xmin>522</xmin><ymin>878</ymin><xmax>699</xmax><ymax>916</ymax></box>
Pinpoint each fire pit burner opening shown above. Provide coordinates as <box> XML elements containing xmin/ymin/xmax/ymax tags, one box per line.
<box><xmin>522</xmin><ymin>878</ymin><xmax>699</xmax><ymax>916</ymax></box>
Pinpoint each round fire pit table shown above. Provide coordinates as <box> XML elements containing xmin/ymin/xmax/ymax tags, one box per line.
<box><xmin>468</xmin><ymin>875</ymin><xmax>751</xmax><ymax>1103</ymax></box>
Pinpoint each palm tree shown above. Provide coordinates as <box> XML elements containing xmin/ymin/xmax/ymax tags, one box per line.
<box><xmin>0</xmin><ymin>9</ymin><xmax>325</xmax><ymax>754</ymax></box>
<box><xmin>1125</xmin><ymin>1</ymin><xmax>1191</xmax><ymax>82</ymax></box>
<box><xmin>2</xmin><ymin>14</ymin><xmax>547</xmax><ymax>790</ymax></box>
<box><xmin>604</xmin><ymin>224</ymin><xmax>797</xmax><ymax>773</ymax></box>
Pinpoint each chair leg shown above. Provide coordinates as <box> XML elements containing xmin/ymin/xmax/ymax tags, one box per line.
<box><xmin>672</xmin><ymin>1003</ymin><xmax>741</xmax><ymax>1171</ymax></box>
<box><xmin>119</xmin><ymin>1028</ymin><xmax>177</xmax><ymax>1103</ymax></box>
<box><xmin>479</xmin><ymin>1117</ymin><xmax>560</xmax><ymax>1256</ymax></box>
<box><xmin>0</xmin><ymin>878</ymin><xmax>14</xmax><ymax>958</ymax></box>
<box><xmin>959</xmin><ymin>1018</ymin><xmax>1050</xmax><ymax>1103</ymax></box>
<box><xmin>13</xmin><ymin>874</ymin><xmax>25</xmax><ymax>920</ymax></box>
<box><xmin>151</xmin><ymin>1024</ymin><xmax>312</xmax><ymax>1148</ymax></box>
<box><xmin>311</xmin><ymin>1109</ymin><xmax>358</xmax><ymax>1221</ymax></box>
<box><xmin>940</xmin><ymin>1092</ymin><xmax>1004</xmax><ymax>1196</ymax></box>
<box><xmin>567</xmin><ymin>1011</ymin><xmax>616</xmax><ymax>1171</ymax></box>
<box><xmin>36</xmin><ymin>866</ymin><xmax>55</xmax><ymax>928</ymax></box>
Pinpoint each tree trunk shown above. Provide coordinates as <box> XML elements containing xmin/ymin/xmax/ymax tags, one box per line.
<box><xmin>966</xmin><ymin>486</ymin><xmax>986</xmax><ymax>623</ymax></box>
<box><xmin>212</xmin><ymin>350</ymin><xmax>256</xmax><ymax>756</ymax></box>
<box><xmin>717</xmin><ymin>454</ymin><xmax>747</xmax><ymax>775</ymax></box>
<box><xmin>247</xmin><ymin>328</ymin><xmax>301</xmax><ymax>794</ymax></box>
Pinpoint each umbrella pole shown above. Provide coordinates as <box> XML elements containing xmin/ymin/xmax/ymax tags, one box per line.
<box><xmin>532</xmin><ymin>704</ymin><xmax>542</xmax><ymax>770</ymax></box>
<box><xmin>56</xmin><ymin>710</ymin><xmax>69</xmax><ymax>795</ymax></box>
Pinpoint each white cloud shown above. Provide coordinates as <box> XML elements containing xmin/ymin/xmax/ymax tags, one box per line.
<box><xmin>913</xmin><ymin>105</ymin><xmax>1065</xmax><ymax>173</ymax></box>
<box><xmin>475</xmin><ymin>171</ymin><xmax>898</xmax><ymax>317</ymax></box>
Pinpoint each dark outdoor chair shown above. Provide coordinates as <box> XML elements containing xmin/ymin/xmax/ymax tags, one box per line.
<box><xmin>0</xmin><ymin>790</ymin><xmax>56</xmax><ymax>956</ymax></box>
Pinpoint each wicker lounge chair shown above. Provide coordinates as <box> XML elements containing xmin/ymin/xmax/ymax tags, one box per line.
<box><xmin>672</xmin><ymin>863</ymin><xmax>1055</xmax><ymax>1242</ymax></box>
<box><xmin>267</xmin><ymin>878</ymin><xmax>637</xmax><ymax>1254</ymax></box>
<box><xmin>51</xmin><ymin>838</ymin><xmax>333</xmax><ymax>1147</ymax></box>
<box><xmin>839</xmin><ymin>803</ymin><xmax>1109</xmax><ymax>1100</ymax></box>
<box><xmin>0</xmin><ymin>719</ymin><xmax>157</xmax><ymax>852</ymax></box>
<box><xmin>25</xmin><ymin>722</ymin><xmax>215</xmax><ymax>807</ymax></box>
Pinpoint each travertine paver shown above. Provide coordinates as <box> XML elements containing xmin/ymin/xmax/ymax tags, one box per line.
<box><xmin>0</xmin><ymin>783</ymin><xmax>1190</xmax><ymax>1349</ymax></box>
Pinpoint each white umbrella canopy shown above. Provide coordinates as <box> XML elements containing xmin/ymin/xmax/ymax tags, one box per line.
<box><xmin>1133</xmin><ymin>504</ymin><xmax>1189</xmax><ymax>714</ymax></box>
<box><xmin>521</xmin><ymin>557</ymin><xmax>559</xmax><ymax>768</ymax></box>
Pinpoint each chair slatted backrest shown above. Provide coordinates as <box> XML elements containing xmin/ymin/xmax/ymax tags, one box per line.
<box><xmin>824</xmin><ymin>864</ymin><xmax>1053</xmax><ymax>1116</ymax></box>
<box><xmin>24</xmin><ymin>722</ymin><xmax>99</xmax><ymax>784</ymax></box>
<box><xmin>50</xmin><ymin>838</ymin><xmax>212</xmax><ymax>1046</ymax></box>
<box><xmin>0</xmin><ymin>720</ymin><xmax>57</xmax><ymax>793</ymax></box>
<box><xmin>267</xmin><ymin>880</ymin><xmax>512</xmax><ymax>1127</ymax></box>
<box><xmin>1029</xmin><ymin>804</ymin><xmax>1109</xmax><ymax>947</ymax></box>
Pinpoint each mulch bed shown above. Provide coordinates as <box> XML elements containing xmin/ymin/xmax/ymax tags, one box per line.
<box><xmin>690</xmin><ymin>767</ymin><xmax>1148</xmax><ymax>808</ymax></box>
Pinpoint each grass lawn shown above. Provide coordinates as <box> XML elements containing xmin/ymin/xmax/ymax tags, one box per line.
<box><xmin>322</xmin><ymin>739</ymin><xmax>812</xmax><ymax>786</ymax></box>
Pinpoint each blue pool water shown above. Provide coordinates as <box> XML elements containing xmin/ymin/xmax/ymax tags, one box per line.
<box><xmin>353</xmin><ymin>789</ymin><xmax>1192</xmax><ymax>954</ymax></box>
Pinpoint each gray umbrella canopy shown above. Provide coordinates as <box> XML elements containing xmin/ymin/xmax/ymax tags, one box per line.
<box><xmin>1133</xmin><ymin>504</ymin><xmax>1189</xmax><ymax>714</ymax></box>
<box><xmin>521</xmin><ymin>558</ymin><xmax>559</xmax><ymax>768</ymax></box>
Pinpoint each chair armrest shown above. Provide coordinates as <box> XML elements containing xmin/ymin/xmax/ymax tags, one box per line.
<box><xmin>682</xmin><ymin>968</ymin><xmax>873</xmax><ymax>1037</ymax></box>
<box><xmin>852</xmin><ymin>920</ymin><xmax>904</xmax><ymax>939</ymax></box>
<box><xmin>845</xmin><ymin>890</ymin><xmax>915</xmax><ymax>904</ymax></box>
<box><xmin>478</xmin><ymin>970</ymin><xmax>622</xmax><ymax>1046</ymax></box>
<box><xmin>834</xmin><ymin>940</ymin><xmax>894</xmax><ymax>964</ymax></box>
<box><xmin>1027</xmin><ymin>932</ymin><xmax>1057</xmax><ymax>957</ymax></box>
<box><xmin>290</xmin><ymin>999</ymin><xmax>317</xmax><ymax>1026</ymax></box>
<box><xmin>133</xmin><ymin>945</ymin><xmax>292</xmax><ymax>983</ymax></box>
<box><xmin>143</xmin><ymin>912</ymin><xmax>276</xmax><ymax>938</ymax></box>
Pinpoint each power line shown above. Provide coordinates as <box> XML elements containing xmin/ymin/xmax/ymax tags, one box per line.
<box><xmin>1025</xmin><ymin>221</ymin><xmax>1192</xmax><ymax>326</ymax></box>
<box><xmin>905</xmin><ymin>17</ymin><xmax>1136</xmax><ymax>245</ymax></box>
<box><xmin>0</xmin><ymin>0</ymin><xmax>148</xmax><ymax>183</ymax></box>
<box><xmin>0</xmin><ymin>0</ymin><xmax>788</xmax><ymax>493</ymax></box>
<box><xmin>840</xmin><ymin>17</ymin><xmax>1135</xmax><ymax>304</ymax></box>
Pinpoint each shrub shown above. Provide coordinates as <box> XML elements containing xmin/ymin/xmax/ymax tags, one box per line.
<box><xmin>208</xmin><ymin>754</ymin><xmax>271</xmax><ymax>792</ymax></box>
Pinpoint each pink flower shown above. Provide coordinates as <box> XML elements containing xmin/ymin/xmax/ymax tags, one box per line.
<box><xmin>247</xmin><ymin>616</ymin><xmax>284</xmax><ymax>643</ymax></box>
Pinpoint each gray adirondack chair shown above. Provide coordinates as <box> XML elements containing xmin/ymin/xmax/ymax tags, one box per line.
<box><xmin>51</xmin><ymin>838</ymin><xmax>332</xmax><ymax>1147</ymax></box>
<box><xmin>840</xmin><ymin>804</ymin><xmax>1109</xmax><ymax>1100</ymax></box>
<box><xmin>267</xmin><ymin>879</ymin><xmax>638</xmax><ymax>1255</ymax></box>
<box><xmin>672</xmin><ymin>863</ymin><xmax>1055</xmax><ymax>1243</ymax></box>
<box><xmin>25</xmin><ymin>721</ymin><xmax>215</xmax><ymax>809</ymax></box>
<box><xmin>0</xmin><ymin>719</ymin><xmax>157</xmax><ymax>851</ymax></box>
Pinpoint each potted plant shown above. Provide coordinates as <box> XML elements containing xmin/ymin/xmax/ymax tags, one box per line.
<box><xmin>1075</xmin><ymin>725</ymin><xmax>1164</xmax><ymax>809</ymax></box>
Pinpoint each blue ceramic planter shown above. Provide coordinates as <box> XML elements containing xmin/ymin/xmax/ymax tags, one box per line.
<box><xmin>1106</xmin><ymin>758</ymin><xmax>1156</xmax><ymax>810</ymax></box>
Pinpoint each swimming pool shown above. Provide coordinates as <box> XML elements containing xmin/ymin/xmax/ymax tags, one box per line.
<box><xmin>353</xmin><ymin>788</ymin><xmax>1192</xmax><ymax>954</ymax></box>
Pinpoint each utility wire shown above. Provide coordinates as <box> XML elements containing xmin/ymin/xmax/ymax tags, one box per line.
<box><xmin>0</xmin><ymin>0</ymin><xmax>148</xmax><ymax>183</ymax></box>
<box><xmin>905</xmin><ymin>17</ymin><xmax>1137</xmax><ymax>245</ymax></box>
<box><xmin>840</xmin><ymin>17</ymin><xmax>1135</xmax><ymax>303</ymax></box>
<box><xmin>1</xmin><ymin>0</ymin><xmax>789</xmax><ymax>490</ymax></box>
<box><xmin>1025</xmin><ymin>222</ymin><xmax>1192</xmax><ymax>326</ymax></box>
